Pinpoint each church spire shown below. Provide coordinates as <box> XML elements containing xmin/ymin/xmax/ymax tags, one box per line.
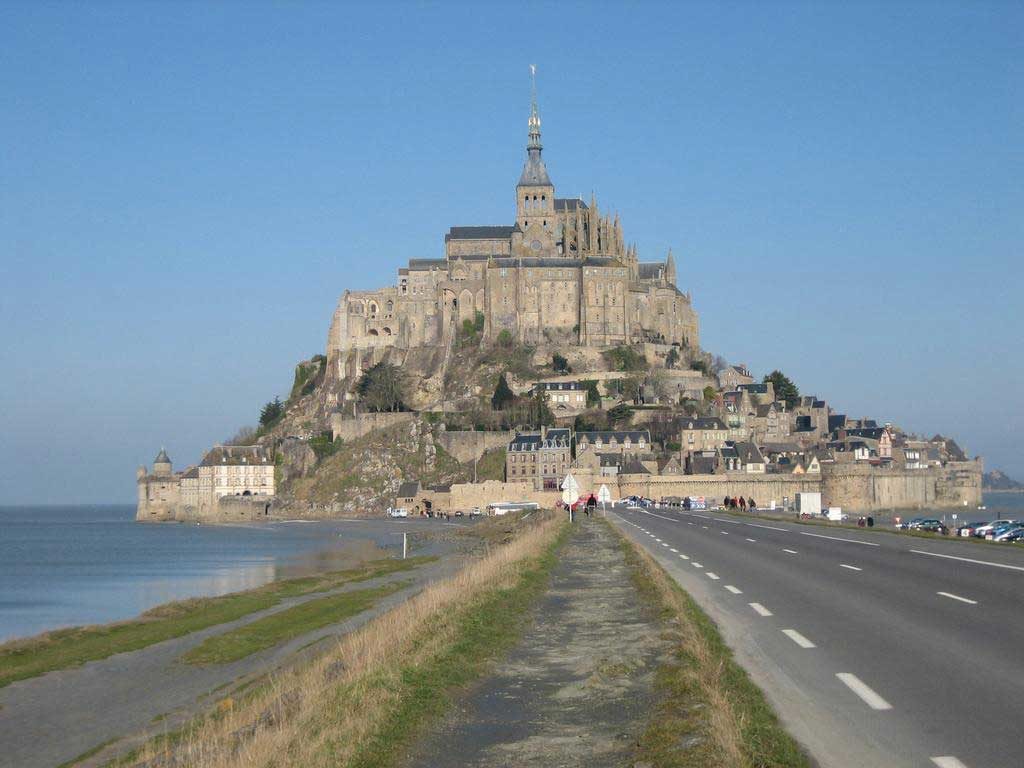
<box><xmin>518</xmin><ymin>64</ymin><xmax>551</xmax><ymax>187</ymax></box>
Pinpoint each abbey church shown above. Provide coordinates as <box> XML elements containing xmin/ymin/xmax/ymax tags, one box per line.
<box><xmin>326</xmin><ymin>79</ymin><xmax>700</xmax><ymax>378</ymax></box>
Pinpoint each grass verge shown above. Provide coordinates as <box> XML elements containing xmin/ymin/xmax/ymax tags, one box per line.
<box><xmin>0</xmin><ymin>556</ymin><xmax>434</xmax><ymax>689</ymax></box>
<box><xmin>182</xmin><ymin>581</ymin><xmax>409</xmax><ymax>665</ymax></box>
<box><xmin>128</xmin><ymin>513</ymin><xmax>567</xmax><ymax>768</ymax></box>
<box><xmin>612</xmin><ymin>521</ymin><xmax>810</xmax><ymax>768</ymax></box>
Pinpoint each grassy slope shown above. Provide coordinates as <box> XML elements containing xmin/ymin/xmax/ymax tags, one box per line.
<box><xmin>613</xmin><ymin>523</ymin><xmax>810</xmax><ymax>768</ymax></box>
<box><xmin>0</xmin><ymin>557</ymin><xmax>432</xmax><ymax>689</ymax></box>
<box><xmin>182</xmin><ymin>581</ymin><xmax>408</xmax><ymax>665</ymax></box>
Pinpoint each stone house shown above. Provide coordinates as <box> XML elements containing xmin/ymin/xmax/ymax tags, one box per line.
<box><xmin>679</xmin><ymin>417</ymin><xmax>729</xmax><ymax>453</ymax></box>
<box><xmin>738</xmin><ymin>381</ymin><xmax>774</xmax><ymax>406</ymax></box>
<box><xmin>534</xmin><ymin>381</ymin><xmax>587</xmax><ymax>412</ymax></box>
<box><xmin>575</xmin><ymin>429</ymin><xmax>651</xmax><ymax>455</ymax></box>
<box><xmin>396</xmin><ymin>481</ymin><xmax>421</xmax><ymax>511</ymax></box>
<box><xmin>506</xmin><ymin>427</ymin><xmax>572</xmax><ymax>490</ymax></box>
<box><xmin>717</xmin><ymin>364</ymin><xmax>754</xmax><ymax>390</ymax></box>
<box><xmin>719</xmin><ymin>441</ymin><xmax>766</xmax><ymax>473</ymax></box>
<box><xmin>841</xmin><ymin>427</ymin><xmax>892</xmax><ymax>460</ymax></box>
<box><xmin>750</xmin><ymin>403</ymin><xmax>790</xmax><ymax>445</ymax></box>
<box><xmin>685</xmin><ymin>449</ymin><xmax>720</xmax><ymax>475</ymax></box>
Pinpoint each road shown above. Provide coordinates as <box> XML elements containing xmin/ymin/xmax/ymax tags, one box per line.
<box><xmin>607</xmin><ymin>504</ymin><xmax>1024</xmax><ymax>768</ymax></box>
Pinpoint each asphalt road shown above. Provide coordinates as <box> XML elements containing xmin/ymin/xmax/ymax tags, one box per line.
<box><xmin>607</xmin><ymin>504</ymin><xmax>1024</xmax><ymax>768</ymax></box>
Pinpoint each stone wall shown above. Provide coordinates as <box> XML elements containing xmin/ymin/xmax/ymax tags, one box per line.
<box><xmin>820</xmin><ymin>461</ymin><xmax>982</xmax><ymax>512</ymax></box>
<box><xmin>330</xmin><ymin>411</ymin><xmax>416</xmax><ymax>442</ymax></box>
<box><xmin>435</xmin><ymin>429</ymin><xmax>514</xmax><ymax>463</ymax></box>
<box><xmin>617</xmin><ymin>473</ymin><xmax>819</xmax><ymax>507</ymax></box>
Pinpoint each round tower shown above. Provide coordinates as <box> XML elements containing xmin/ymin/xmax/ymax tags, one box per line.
<box><xmin>153</xmin><ymin>447</ymin><xmax>172</xmax><ymax>477</ymax></box>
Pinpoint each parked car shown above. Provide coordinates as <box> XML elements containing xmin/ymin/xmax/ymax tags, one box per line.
<box><xmin>986</xmin><ymin>521</ymin><xmax>1022</xmax><ymax>540</ymax></box>
<box><xmin>915</xmin><ymin>519</ymin><xmax>948</xmax><ymax>535</ymax></box>
<box><xmin>974</xmin><ymin>520</ymin><xmax>1016</xmax><ymax>538</ymax></box>
<box><xmin>956</xmin><ymin>521</ymin><xmax>988</xmax><ymax>537</ymax></box>
<box><xmin>387</xmin><ymin>507</ymin><xmax>408</xmax><ymax>518</ymax></box>
<box><xmin>468</xmin><ymin>507</ymin><xmax>481</xmax><ymax>518</ymax></box>
<box><xmin>993</xmin><ymin>525</ymin><xmax>1024</xmax><ymax>542</ymax></box>
<box><xmin>896</xmin><ymin>517</ymin><xmax>925</xmax><ymax>531</ymax></box>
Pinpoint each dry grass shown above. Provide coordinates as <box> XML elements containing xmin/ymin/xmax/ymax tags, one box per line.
<box><xmin>125</xmin><ymin>512</ymin><xmax>566</xmax><ymax>768</ymax></box>
<box><xmin>618</xmin><ymin>530</ymin><xmax>810</xmax><ymax>768</ymax></box>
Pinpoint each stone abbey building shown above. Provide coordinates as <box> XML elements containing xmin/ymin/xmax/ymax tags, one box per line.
<box><xmin>326</xmin><ymin>84</ymin><xmax>700</xmax><ymax>379</ymax></box>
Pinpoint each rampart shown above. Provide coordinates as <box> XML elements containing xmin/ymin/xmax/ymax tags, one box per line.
<box><xmin>330</xmin><ymin>411</ymin><xmax>416</xmax><ymax>442</ymax></box>
<box><xmin>617</xmin><ymin>473</ymin><xmax>819</xmax><ymax>506</ymax></box>
<box><xmin>820</xmin><ymin>460</ymin><xmax>982</xmax><ymax>511</ymax></box>
<box><xmin>435</xmin><ymin>429</ymin><xmax>514</xmax><ymax>463</ymax></box>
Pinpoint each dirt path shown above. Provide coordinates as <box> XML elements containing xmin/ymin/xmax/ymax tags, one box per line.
<box><xmin>404</xmin><ymin>517</ymin><xmax>669</xmax><ymax>768</ymax></box>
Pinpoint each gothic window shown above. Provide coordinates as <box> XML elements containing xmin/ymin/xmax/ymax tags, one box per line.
<box><xmin>386</xmin><ymin>300</ymin><xmax>393</xmax><ymax>313</ymax></box>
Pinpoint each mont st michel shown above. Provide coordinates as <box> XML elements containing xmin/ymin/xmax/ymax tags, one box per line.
<box><xmin>137</xmin><ymin>78</ymin><xmax>981</xmax><ymax>524</ymax></box>
<box><xmin>4</xmin><ymin>5</ymin><xmax>1022</xmax><ymax>767</ymax></box>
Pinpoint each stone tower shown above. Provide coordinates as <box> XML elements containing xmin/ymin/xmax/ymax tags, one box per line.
<box><xmin>152</xmin><ymin>447</ymin><xmax>172</xmax><ymax>477</ymax></box>
<box><xmin>513</xmin><ymin>66</ymin><xmax>557</xmax><ymax>257</ymax></box>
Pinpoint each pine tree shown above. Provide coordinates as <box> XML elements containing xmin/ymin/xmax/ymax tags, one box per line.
<box><xmin>492</xmin><ymin>373</ymin><xmax>515</xmax><ymax>410</ymax></box>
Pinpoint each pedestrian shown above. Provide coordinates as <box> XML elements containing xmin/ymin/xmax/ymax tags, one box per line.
<box><xmin>739</xmin><ymin>497</ymin><xmax>746</xmax><ymax>511</ymax></box>
<box><xmin>748</xmin><ymin>497</ymin><xmax>757</xmax><ymax>511</ymax></box>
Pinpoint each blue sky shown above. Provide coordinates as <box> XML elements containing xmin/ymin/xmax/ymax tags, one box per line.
<box><xmin>1</xmin><ymin>1</ymin><xmax>1021</xmax><ymax>504</ymax></box>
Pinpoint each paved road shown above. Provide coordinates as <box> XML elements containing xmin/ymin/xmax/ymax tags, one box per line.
<box><xmin>607</xmin><ymin>504</ymin><xmax>1024</xmax><ymax>768</ymax></box>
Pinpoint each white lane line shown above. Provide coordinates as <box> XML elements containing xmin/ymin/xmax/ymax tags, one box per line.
<box><xmin>641</xmin><ymin>510</ymin><xmax>680</xmax><ymax>523</ymax></box>
<box><xmin>720</xmin><ymin>531</ymin><xmax>730</xmax><ymax>535</ymax></box>
<box><xmin>706</xmin><ymin>572</ymin><xmax>720</xmax><ymax>580</ymax></box>
<box><xmin>747</xmin><ymin>522</ymin><xmax>788</xmax><ymax>532</ymax></box>
<box><xmin>937</xmin><ymin>591</ymin><xmax>978</xmax><ymax>605</ymax></box>
<box><xmin>910</xmin><ymin>549</ymin><xmax>1024</xmax><ymax>573</ymax></box>
<box><xmin>930</xmin><ymin>757</ymin><xmax>968</xmax><ymax>768</ymax></box>
<box><xmin>836</xmin><ymin>673</ymin><xmax>892</xmax><ymax>710</ymax></box>
<box><xmin>702</xmin><ymin>525</ymin><xmax>709</xmax><ymax>529</ymax></box>
<box><xmin>693</xmin><ymin>514</ymin><xmax>711</xmax><ymax>519</ymax></box>
<box><xmin>660</xmin><ymin>542</ymin><xmax>670</xmax><ymax>547</ymax></box>
<box><xmin>782</xmin><ymin>629</ymin><xmax>816</xmax><ymax>648</ymax></box>
<box><xmin>679</xmin><ymin>554</ymin><xmax>690</xmax><ymax>560</ymax></box>
<box><xmin>688</xmin><ymin>522</ymin><xmax>695</xmax><ymax>526</ymax></box>
<box><xmin>749</xmin><ymin>602</ymin><xmax>773</xmax><ymax>617</ymax></box>
<box><xmin>783</xmin><ymin>549</ymin><xmax>798</xmax><ymax>554</ymax></box>
<box><xmin>724</xmin><ymin>585</ymin><xmax>742</xmax><ymax>594</ymax></box>
<box><xmin>669</xmin><ymin>547</ymin><xmax>678</xmax><ymax>553</ymax></box>
<box><xmin>746</xmin><ymin>537</ymin><xmax>757</xmax><ymax>542</ymax></box>
<box><xmin>839</xmin><ymin>564</ymin><xmax>863</xmax><ymax>571</ymax></box>
<box><xmin>799</xmin><ymin>531</ymin><xmax>880</xmax><ymax>547</ymax></box>
<box><xmin>692</xmin><ymin>562</ymin><xmax>703</xmax><ymax>569</ymax></box>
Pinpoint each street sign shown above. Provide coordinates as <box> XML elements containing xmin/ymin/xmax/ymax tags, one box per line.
<box><xmin>561</xmin><ymin>473</ymin><xmax>579</xmax><ymax>506</ymax></box>
<box><xmin>597</xmin><ymin>484</ymin><xmax>611</xmax><ymax>503</ymax></box>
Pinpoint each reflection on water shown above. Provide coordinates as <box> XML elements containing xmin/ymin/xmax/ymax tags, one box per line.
<box><xmin>0</xmin><ymin>506</ymin><xmax>398</xmax><ymax>642</ymax></box>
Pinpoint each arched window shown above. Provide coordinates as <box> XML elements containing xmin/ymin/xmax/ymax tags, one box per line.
<box><xmin>385</xmin><ymin>300</ymin><xmax>393</xmax><ymax>313</ymax></box>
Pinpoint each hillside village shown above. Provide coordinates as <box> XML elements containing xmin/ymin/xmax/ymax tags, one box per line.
<box><xmin>136</xmin><ymin>84</ymin><xmax>982</xmax><ymax>522</ymax></box>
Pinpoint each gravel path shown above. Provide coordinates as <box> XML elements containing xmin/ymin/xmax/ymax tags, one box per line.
<box><xmin>0</xmin><ymin>550</ymin><xmax>463</xmax><ymax>768</ymax></box>
<box><xmin>404</xmin><ymin>517</ymin><xmax>669</xmax><ymax>768</ymax></box>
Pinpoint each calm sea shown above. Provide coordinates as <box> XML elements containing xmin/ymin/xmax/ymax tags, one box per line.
<box><xmin>0</xmin><ymin>505</ymin><xmax>401</xmax><ymax>642</ymax></box>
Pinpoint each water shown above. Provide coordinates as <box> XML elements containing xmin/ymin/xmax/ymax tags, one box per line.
<box><xmin>981</xmin><ymin>491</ymin><xmax>1024</xmax><ymax>518</ymax></box>
<box><xmin>0</xmin><ymin>505</ymin><xmax>400</xmax><ymax>642</ymax></box>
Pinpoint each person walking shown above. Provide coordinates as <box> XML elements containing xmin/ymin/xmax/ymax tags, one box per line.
<box><xmin>739</xmin><ymin>497</ymin><xmax>747</xmax><ymax>511</ymax></box>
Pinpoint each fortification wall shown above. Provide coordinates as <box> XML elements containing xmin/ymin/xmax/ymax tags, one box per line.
<box><xmin>436</xmin><ymin>430</ymin><xmax>513</xmax><ymax>463</ymax></box>
<box><xmin>330</xmin><ymin>411</ymin><xmax>416</xmax><ymax>442</ymax></box>
<box><xmin>617</xmin><ymin>473</ymin><xmax>820</xmax><ymax>506</ymax></box>
<box><xmin>820</xmin><ymin>461</ymin><xmax>982</xmax><ymax>511</ymax></box>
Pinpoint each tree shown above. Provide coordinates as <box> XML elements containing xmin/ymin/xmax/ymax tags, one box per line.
<box><xmin>665</xmin><ymin>347</ymin><xmax>680</xmax><ymax>369</ymax></box>
<box><xmin>646</xmin><ymin>368</ymin><xmax>672</xmax><ymax>403</ymax></box>
<box><xmin>581</xmin><ymin>379</ymin><xmax>602</xmax><ymax>408</ymax></box>
<box><xmin>495</xmin><ymin>329</ymin><xmax>514</xmax><ymax>349</ymax></box>
<box><xmin>703</xmin><ymin>385</ymin><xmax>718</xmax><ymax>402</ymax></box>
<box><xmin>552</xmin><ymin>352</ymin><xmax>571</xmax><ymax>373</ymax></box>
<box><xmin>356</xmin><ymin>363</ymin><xmax>408</xmax><ymax>412</ymax></box>
<box><xmin>492</xmin><ymin>373</ymin><xmax>515</xmax><ymax>410</ymax></box>
<box><xmin>259</xmin><ymin>397</ymin><xmax>285</xmax><ymax>428</ymax></box>
<box><xmin>226</xmin><ymin>425</ymin><xmax>257</xmax><ymax>445</ymax></box>
<box><xmin>690</xmin><ymin>359</ymin><xmax>710</xmax><ymax>375</ymax></box>
<box><xmin>764</xmin><ymin>370</ymin><xmax>800</xmax><ymax>408</ymax></box>
<box><xmin>608</xmin><ymin>403</ymin><xmax>633</xmax><ymax>428</ymax></box>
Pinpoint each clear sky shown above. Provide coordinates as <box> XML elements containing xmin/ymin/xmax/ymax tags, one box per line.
<box><xmin>1</xmin><ymin>1</ymin><xmax>1021</xmax><ymax>504</ymax></box>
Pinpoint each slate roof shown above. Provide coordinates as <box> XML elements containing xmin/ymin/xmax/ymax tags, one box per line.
<box><xmin>688</xmin><ymin>453</ymin><xmax>718</xmax><ymax>474</ymax></box>
<box><xmin>577</xmin><ymin>430</ymin><xmax>651</xmax><ymax>444</ymax></box>
<box><xmin>509</xmin><ymin>428</ymin><xmax>572</xmax><ymax>451</ymax></box>
<box><xmin>828</xmin><ymin>414</ymin><xmax>847</xmax><ymax>432</ymax></box>
<box><xmin>181</xmin><ymin>466</ymin><xmax>199</xmax><ymax>479</ymax></box>
<box><xmin>845</xmin><ymin>427</ymin><xmax>888</xmax><ymax>441</ymax></box>
<box><xmin>681</xmin><ymin>417</ymin><xmax>726</xmax><ymax>431</ymax></box>
<box><xmin>739</xmin><ymin>383</ymin><xmax>770</xmax><ymax>394</ymax></box>
<box><xmin>732</xmin><ymin>442</ymin><xmax>766</xmax><ymax>464</ymax></box>
<box><xmin>554</xmin><ymin>198</ymin><xmax>588</xmax><ymax>211</ymax></box>
<box><xmin>407</xmin><ymin>258</ymin><xmax>448</xmax><ymax>270</ymax></box>
<box><xmin>397</xmin><ymin>481</ymin><xmax>420</xmax><ymax>498</ymax></box>
<box><xmin>536</xmin><ymin>381</ymin><xmax>584</xmax><ymax>391</ymax></box>
<box><xmin>200</xmin><ymin>445</ymin><xmax>271</xmax><ymax>466</ymax></box>
<box><xmin>445</xmin><ymin>226</ymin><xmax>516</xmax><ymax>242</ymax></box>
<box><xmin>154</xmin><ymin>448</ymin><xmax>171</xmax><ymax>464</ymax></box>
<box><xmin>638</xmin><ymin>263</ymin><xmax>664</xmax><ymax>280</ymax></box>
<box><xmin>621</xmin><ymin>459</ymin><xmax>650</xmax><ymax>475</ymax></box>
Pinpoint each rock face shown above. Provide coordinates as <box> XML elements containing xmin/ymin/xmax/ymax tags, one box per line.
<box><xmin>984</xmin><ymin>470</ymin><xmax>1024</xmax><ymax>491</ymax></box>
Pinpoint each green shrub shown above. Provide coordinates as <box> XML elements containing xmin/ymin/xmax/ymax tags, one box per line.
<box><xmin>603</xmin><ymin>345</ymin><xmax>647</xmax><ymax>372</ymax></box>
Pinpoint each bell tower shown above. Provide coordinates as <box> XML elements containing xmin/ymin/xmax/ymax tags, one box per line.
<box><xmin>514</xmin><ymin>65</ymin><xmax>556</xmax><ymax>257</ymax></box>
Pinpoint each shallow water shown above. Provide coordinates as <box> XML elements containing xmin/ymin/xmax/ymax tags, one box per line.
<box><xmin>0</xmin><ymin>505</ymin><xmax>397</xmax><ymax>642</ymax></box>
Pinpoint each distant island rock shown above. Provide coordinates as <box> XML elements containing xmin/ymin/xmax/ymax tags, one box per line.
<box><xmin>983</xmin><ymin>470</ymin><xmax>1024</xmax><ymax>491</ymax></box>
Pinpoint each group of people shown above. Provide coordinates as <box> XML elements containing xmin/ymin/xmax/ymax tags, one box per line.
<box><xmin>723</xmin><ymin>496</ymin><xmax>756</xmax><ymax>511</ymax></box>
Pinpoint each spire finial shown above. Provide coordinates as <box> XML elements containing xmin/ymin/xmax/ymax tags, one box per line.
<box><xmin>527</xmin><ymin>64</ymin><xmax>541</xmax><ymax>149</ymax></box>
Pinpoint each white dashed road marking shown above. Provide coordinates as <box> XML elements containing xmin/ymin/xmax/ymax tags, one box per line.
<box><xmin>839</xmin><ymin>564</ymin><xmax>862</xmax><ymax>571</ymax></box>
<box><xmin>836</xmin><ymin>673</ymin><xmax>892</xmax><ymax>710</ymax></box>
<box><xmin>724</xmin><ymin>585</ymin><xmax>742</xmax><ymax>594</ymax></box>
<box><xmin>783</xmin><ymin>549</ymin><xmax>798</xmax><ymax>554</ymax></box>
<box><xmin>799</xmin><ymin>531</ymin><xmax>880</xmax><ymax>547</ymax></box>
<box><xmin>720</xmin><ymin>531</ymin><xmax>729</xmax><ymax>535</ymax></box>
<box><xmin>937</xmin><ymin>591</ymin><xmax>977</xmax><ymax>605</ymax></box>
<box><xmin>706</xmin><ymin>572</ymin><xmax>720</xmax><ymax>580</ymax></box>
<box><xmin>930</xmin><ymin>757</ymin><xmax>969</xmax><ymax>768</ymax></box>
<box><xmin>669</xmin><ymin>548</ymin><xmax>678</xmax><ymax>553</ymax></box>
<box><xmin>911</xmin><ymin>549</ymin><xmax>1024</xmax><ymax>573</ymax></box>
<box><xmin>781</xmin><ymin>629</ymin><xmax>816</xmax><ymax>648</ymax></box>
<box><xmin>692</xmin><ymin>562</ymin><xmax>703</xmax><ymax>569</ymax></box>
<box><xmin>747</xmin><ymin>522</ymin><xmax>788</xmax><ymax>532</ymax></box>
<box><xmin>746</xmin><ymin>538</ymin><xmax>757</xmax><ymax>542</ymax></box>
<box><xmin>749</xmin><ymin>602</ymin><xmax>773</xmax><ymax>617</ymax></box>
<box><xmin>678</xmin><ymin>554</ymin><xmax>689</xmax><ymax>560</ymax></box>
